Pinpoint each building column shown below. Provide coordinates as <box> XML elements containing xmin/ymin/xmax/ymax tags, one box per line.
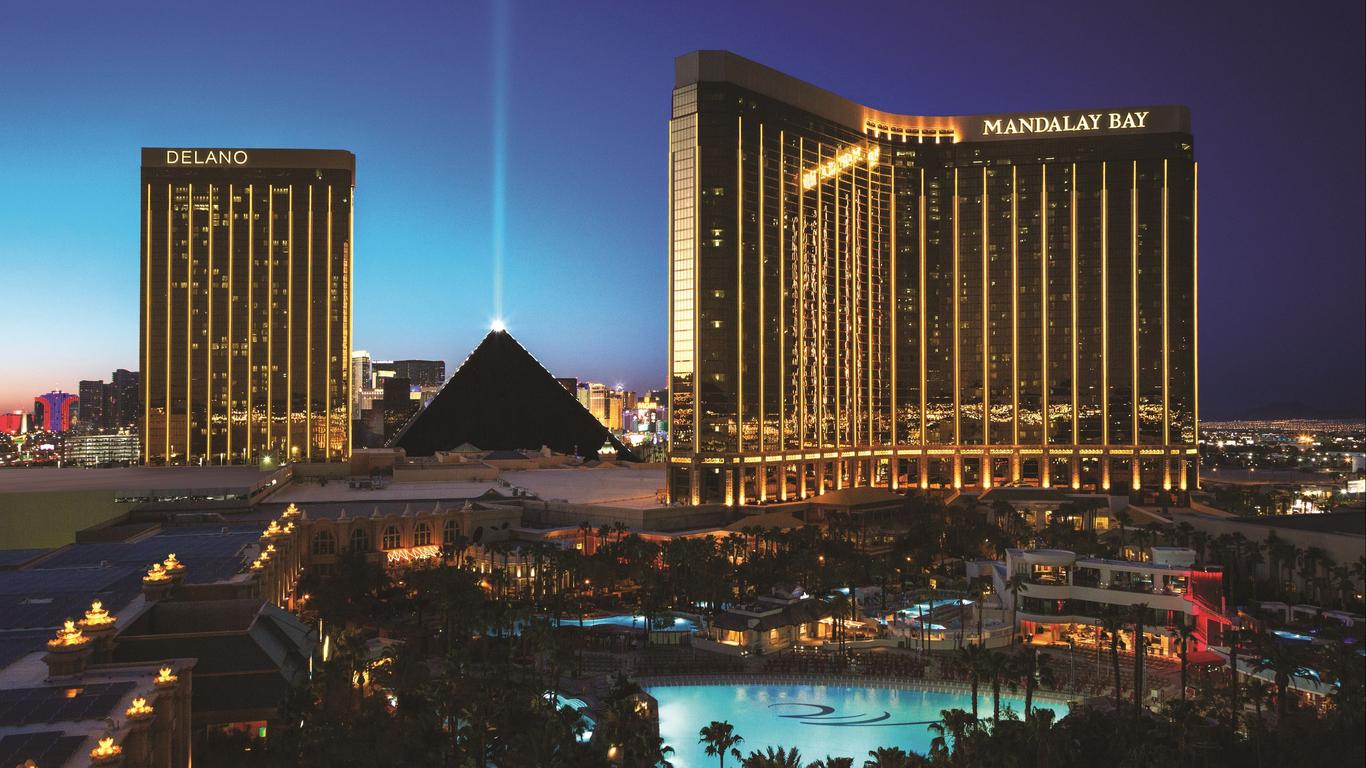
<box><xmin>952</xmin><ymin>454</ymin><xmax>962</xmax><ymax>489</ymax></box>
<box><xmin>1070</xmin><ymin>453</ymin><xmax>1081</xmax><ymax>489</ymax></box>
<box><xmin>1041</xmin><ymin>455</ymin><xmax>1052</xmax><ymax>488</ymax></box>
<box><xmin>919</xmin><ymin>458</ymin><xmax>930</xmax><ymax>489</ymax></box>
<box><xmin>1178</xmin><ymin>457</ymin><xmax>1188</xmax><ymax>491</ymax></box>
<box><xmin>1101</xmin><ymin>458</ymin><xmax>1111</xmax><ymax>491</ymax></box>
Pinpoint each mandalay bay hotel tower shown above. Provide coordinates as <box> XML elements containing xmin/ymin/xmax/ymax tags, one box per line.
<box><xmin>666</xmin><ymin>52</ymin><xmax>1197</xmax><ymax>505</ymax></box>
<box><xmin>140</xmin><ymin>148</ymin><xmax>354</xmax><ymax>465</ymax></box>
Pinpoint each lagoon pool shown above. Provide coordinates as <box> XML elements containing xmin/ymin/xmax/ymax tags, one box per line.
<box><xmin>554</xmin><ymin>614</ymin><xmax>699</xmax><ymax>633</ymax></box>
<box><xmin>648</xmin><ymin>682</ymin><xmax>1065</xmax><ymax>767</ymax></box>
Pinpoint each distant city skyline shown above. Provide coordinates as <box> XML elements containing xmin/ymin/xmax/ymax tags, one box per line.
<box><xmin>1</xmin><ymin>1</ymin><xmax>1362</xmax><ymax>419</ymax></box>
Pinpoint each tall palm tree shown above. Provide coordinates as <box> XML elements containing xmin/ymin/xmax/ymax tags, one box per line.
<box><xmin>985</xmin><ymin>650</ymin><xmax>1010</xmax><ymax>724</ymax></box>
<box><xmin>808</xmin><ymin>758</ymin><xmax>854</xmax><ymax>768</ymax></box>
<box><xmin>956</xmin><ymin>643</ymin><xmax>988</xmax><ymax>721</ymax></box>
<box><xmin>863</xmin><ymin>746</ymin><xmax>916</xmax><ymax>767</ymax></box>
<box><xmin>698</xmin><ymin>720</ymin><xmax>744</xmax><ymax>768</ymax></box>
<box><xmin>927</xmin><ymin>708</ymin><xmax>976</xmax><ymax>762</ymax></box>
<box><xmin>1172</xmin><ymin>621</ymin><xmax>1196</xmax><ymax>701</ymax></box>
<box><xmin>1130</xmin><ymin>602</ymin><xmax>1149</xmax><ymax>718</ymax></box>
<box><xmin>1098</xmin><ymin>605</ymin><xmax>1126</xmax><ymax>713</ymax></box>
<box><xmin>739</xmin><ymin>746</ymin><xmax>802</xmax><ymax>768</ymax></box>
<box><xmin>1003</xmin><ymin>571</ymin><xmax>1029</xmax><ymax>647</ymax></box>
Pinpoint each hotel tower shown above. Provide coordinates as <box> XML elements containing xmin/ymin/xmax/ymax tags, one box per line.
<box><xmin>666</xmin><ymin>52</ymin><xmax>1197</xmax><ymax>505</ymax></box>
<box><xmin>140</xmin><ymin>148</ymin><xmax>354</xmax><ymax>465</ymax></box>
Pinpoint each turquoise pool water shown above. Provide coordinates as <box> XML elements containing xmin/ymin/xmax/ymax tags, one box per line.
<box><xmin>648</xmin><ymin>682</ymin><xmax>1065</xmax><ymax>766</ymax></box>
<box><xmin>554</xmin><ymin>614</ymin><xmax>698</xmax><ymax>633</ymax></box>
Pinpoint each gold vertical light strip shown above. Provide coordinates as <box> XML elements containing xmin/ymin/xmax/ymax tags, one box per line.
<box><xmin>287</xmin><ymin>185</ymin><xmax>295</xmax><ymax>461</ymax></box>
<box><xmin>1193</xmin><ymin>162</ymin><xmax>1200</xmax><ymax>464</ymax></box>
<box><xmin>227</xmin><ymin>186</ymin><xmax>235</xmax><ymax>463</ymax></box>
<box><xmin>667</xmin><ymin>123</ymin><xmax>674</xmax><ymax>464</ymax></box>
<box><xmin>952</xmin><ymin>168</ymin><xmax>960</xmax><ymax>446</ymax></box>
<box><xmin>247</xmin><ymin>186</ymin><xmax>254</xmax><ymax>461</ymax></box>
<box><xmin>326</xmin><ymin>186</ymin><xmax>333</xmax><ymax>460</ymax></box>
<box><xmin>758</xmin><ymin>123</ymin><xmax>765</xmax><ymax>457</ymax></box>
<box><xmin>919</xmin><ymin>168</ymin><xmax>926</xmax><ymax>448</ymax></box>
<box><xmin>348</xmin><ymin>179</ymin><xmax>356</xmax><ymax>458</ymax></box>
<box><xmin>982</xmin><ymin>166</ymin><xmax>989</xmax><ymax>457</ymax></box>
<box><xmin>165</xmin><ymin>185</ymin><xmax>172</xmax><ymax>462</ymax></box>
<box><xmin>266</xmin><ymin>185</ymin><xmax>274</xmax><ymax>455</ymax></box>
<box><xmin>798</xmin><ymin>136</ymin><xmax>807</xmax><ymax>453</ymax></box>
<box><xmin>867</xmin><ymin>154</ymin><xmax>874</xmax><ymax>451</ymax></box>
<box><xmin>1070</xmin><ymin>164</ymin><xmax>1078</xmax><ymax>448</ymax></box>
<box><xmin>736</xmin><ymin>115</ymin><xmax>743</xmax><ymax>457</ymax></box>
<box><xmin>307</xmin><ymin>185</ymin><xmax>314</xmax><ymax>461</ymax></box>
<box><xmin>1041</xmin><ymin>165</ymin><xmax>1049</xmax><ymax>451</ymax></box>
<box><xmin>186</xmin><ymin>184</ymin><xmax>193</xmax><ymax>461</ymax></box>
<box><xmin>1131</xmin><ymin>161</ymin><xmax>1139</xmax><ymax>458</ymax></box>
<box><xmin>206</xmin><ymin>184</ymin><xmax>213</xmax><ymax>463</ymax></box>
<box><xmin>692</xmin><ymin>126</ymin><xmax>701</xmax><ymax>457</ymax></box>
<box><xmin>1162</xmin><ymin>159</ymin><xmax>1170</xmax><ymax>487</ymax></box>
<box><xmin>1011</xmin><ymin>165</ymin><xmax>1019</xmax><ymax>449</ymax></box>
<box><xmin>890</xmin><ymin>158</ymin><xmax>897</xmax><ymax>448</ymax></box>
<box><xmin>143</xmin><ymin>185</ymin><xmax>151</xmax><ymax>463</ymax></box>
<box><xmin>1101</xmin><ymin>162</ymin><xmax>1108</xmax><ymax>449</ymax></box>
<box><xmin>833</xmin><ymin>145</ymin><xmax>841</xmax><ymax>459</ymax></box>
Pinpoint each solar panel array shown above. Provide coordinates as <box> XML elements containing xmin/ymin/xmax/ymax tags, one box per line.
<box><xmin>0</xmin><ymin>681</ymin><xmax>135</xmax><ymax>726</ymax></box>
<box><xmin>0</xmin><ymin>731</ymin><xmax>87</xmax><ymax>768</ymax></box>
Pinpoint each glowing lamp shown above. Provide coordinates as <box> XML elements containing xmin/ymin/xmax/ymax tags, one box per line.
<box><xmin>126</xmin><ymin>696</ymin><xmax>154</xmax><ymax>719</ymax></box>
<box><xmin>80</xmin><ymin>600</ymin><xmax>114</xmax><ymax>628</ymax></box>
<box><xmin>282</xmin><ymin>503</ymin><xmax>301</xmax><ymax>518</ymax></box>
<box><xmin>144</xmin><ymin>563</ymin><xmax>170</xmax><ymax>583</ymax></box>
<box><xmin>48</xmin><ymin>619</ymin><xmax>90</xmax><ymax>648</ymax></box>
<box><xmin>491</xmin><ymin>318</ymin><xmax>506</xmax><ymax>332</ymax></box>
<box><xmin>264</xmin><ymin>520</ymin><xmax>282</xmax><ymax>537</ymax></box>
<box><xmin>162</xmin><ymin>553</ymin><xmax>184</xmax><ymax>572</ymax></box>
<box><xmin>90</xmin><ymin>735</ymin><xmax>123</xmax><ymax>763</ymax></box>
<box><xmin>155</xmin><ymin>666</ymin><xmax>179</xmax><ymax>687</ymax></box>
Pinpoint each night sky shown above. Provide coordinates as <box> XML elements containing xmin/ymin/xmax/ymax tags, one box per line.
<box><xmin>0</xmin><ymin>0</ymin><xmax>1361</xmax><ymax>419</ymax></box>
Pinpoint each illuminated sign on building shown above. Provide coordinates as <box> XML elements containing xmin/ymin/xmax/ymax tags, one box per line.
<box><xmin>982</xmin><ymin>111</ymin><xmax>1151</xmax><ymax>137</ymax></box>
<box><xmin>164</xmin><ymin>149</ymin><xmax>249</xmax><ymax>165</ymax></box>
<box><xmin>801</xmin><ymin>144</ymin><xmax>880</xmax><ymax>190</ymax></box>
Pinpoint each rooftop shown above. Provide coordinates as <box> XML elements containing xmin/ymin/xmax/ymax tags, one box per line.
<box><xmin>0</xmin><ymin>466</ymin><xmax>272</xmax><ymax>494</ymax></box>
<box><xmin>1229</xmin><ymin>510</ymin><xmax>1365</xmax><ymax>537</ymax></box>
<box><xmin>501</xmin><ymin>466</ymin><xmax>665</xmax><ymax>509</ymax></box>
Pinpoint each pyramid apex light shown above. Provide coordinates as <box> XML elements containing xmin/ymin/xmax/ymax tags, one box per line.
<box><xmin>490</xmin><ymin>318</ymin><xmax>506</xmax><ymax>333</ymax></box>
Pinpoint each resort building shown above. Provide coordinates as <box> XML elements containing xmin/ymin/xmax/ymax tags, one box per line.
<box><xmin>698</xmin><ymin>589</ymin><xmax>833</xmax><ymax>655</ymax></box>
<box><xmin>666</xmin><ymin>51</ymin><xmax>1199</xmax><ymax>505</ymax></box>
<box><xmin>971</xmin><ymin>546</ymin><xmax>1231</xmax><ymax>658</ymax></box>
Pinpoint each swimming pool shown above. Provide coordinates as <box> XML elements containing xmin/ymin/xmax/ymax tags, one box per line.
<box><xmin>554</xmin><ymin>614</ymin><xmax>699</xmax><ymax>633</ymax></box>
<box><xmin>647</xmin><ymin>680</ymin><xmax>1066</xmax><ymax>766</ymax></box>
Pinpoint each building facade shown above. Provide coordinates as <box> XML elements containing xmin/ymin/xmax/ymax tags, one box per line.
<box><xmin>667</xmin><ymin>52</ymin><xmax>1198</xmax><ymax>505</ymax></box>
<box><xmin>140</xmin><ymin>148</ymin><xmax>354</xmax><ymax>465</ymax></box>
<box><xmin>34</xmin><ymin>390</ymin><xmax>79</xmax><ymax>432</ymax></box>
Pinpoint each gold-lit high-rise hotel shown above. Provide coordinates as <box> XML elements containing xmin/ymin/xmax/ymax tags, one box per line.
<box><xmin>140</xmin><ymin>148</ymin><xmax>354</xmax><ymax>464</ymax></box>
<box><xmin>667</xmin><ymin>52</ymin><xmax>1197</xmax><ymax>505</ymax></box>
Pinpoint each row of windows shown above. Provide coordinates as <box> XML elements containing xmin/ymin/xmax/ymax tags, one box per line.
<box><xmin>310</xmin><ymin>520</ymin><xmax>459</xmax><ymax>555</ymax></box>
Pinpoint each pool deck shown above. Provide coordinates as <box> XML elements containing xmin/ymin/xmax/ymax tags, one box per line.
<box><xmin>638</xmin><ymin>673</ymin><xmax>1077</xmax><ymax>710</ymax></box>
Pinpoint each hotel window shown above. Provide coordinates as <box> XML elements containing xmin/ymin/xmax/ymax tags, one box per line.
<box><xmin>349</xmin><ymin>527</ymin><xmax>369</xmax><ymax>553</ymax></box>
<box><xmin>442</xmin><ymin>520</ymin><xmax>458</xmax><ymax>546</ymax></box>
<box><xmin>382</xmin><ymin>525</ymin><xmax>400</xmax><ymax>550</ymax></box>
<box><xmin>414</xmin><ymin>522</ymin><xmax>432</xmax><ymax>547</ymax></box>
<box><xmin>312</xmin><ymin>530</ymin><xmax>336</xmax><ymax>556</ymax></box>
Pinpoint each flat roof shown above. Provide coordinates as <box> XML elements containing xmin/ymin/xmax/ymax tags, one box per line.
<box><xmin>0</xmin><ymin>466</ymin><xmax>271</xmax><ymax>494</ymax></box>
<box><xmin>1228</xmin><ymin>511</ymin><xmax>1365</xmax><ymax>537</ymax></box>
<box><xmin>270</xmin><ymin>479</ymin><xmax>500</xmax><ymax>504</ymax></box>
<box><xmin>501</xmin><ymin>466</ymin><xmax>665</xmax><ymax>509</ymax></box>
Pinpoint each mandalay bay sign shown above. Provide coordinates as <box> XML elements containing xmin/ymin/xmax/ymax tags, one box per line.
<box><xmin>980</xmin><ymin>110</ymin><xmax>1153</xmax><ymax>137</ymax></box>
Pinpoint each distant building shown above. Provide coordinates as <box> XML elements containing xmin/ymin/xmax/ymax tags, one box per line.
<box><xmin>64</xmin><ymin>431</ymin><xmax>141</xmax><ymax>467</ymax></box>
<box><xmin>382</xmin><ymin>377</ymin><xmax>419</xmax><ymax>443</ymax></box>
<box><xmin>392</xmin><ymin>359</ymin><xmax>446</xmax><ymax>388</ymax></box>
<box><xmin>34</xmin><ymin>390</ymin><xmax>79</xmax><ymax>432</ymax></box>
<box><xmin>0</xmin><ymin>411</ymin><xmax>30</xmax><ymax>434</ymax></box>
<box><xmin>110</xmin><ymin>368</ymin><xmax>140</xmax><ymax>428</ymax></box>
<box><xmin>351</xmin><ymin>351</ymin><xmax>373</xmax><ymax>411</ymax></box>
<box><xmin>78</xmin><ymin>379</ymin><xmax>107</xmax><ymax>430</ymax></box>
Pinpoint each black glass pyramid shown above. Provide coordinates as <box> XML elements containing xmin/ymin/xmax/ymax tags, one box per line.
<box><xmin>389</xmin><ymin>330</ymin><xmax>631</xmax><ymax>460</ymax></box>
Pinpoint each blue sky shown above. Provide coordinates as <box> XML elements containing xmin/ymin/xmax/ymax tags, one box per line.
<box><xmin>0</xmin><ymin>0</ymin><xmax>1361</xmax><ymax>417</ymax></box>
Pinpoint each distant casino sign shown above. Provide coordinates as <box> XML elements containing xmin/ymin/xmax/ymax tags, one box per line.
<box><xmin>165</xmin><ymin>149</ymin><xmax>249</xmax><ymax>165</ymax></box>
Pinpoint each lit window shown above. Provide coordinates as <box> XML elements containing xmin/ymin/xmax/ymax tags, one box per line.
<box><xmin>413</xmin><ymin>523</ymin><xmax>432</xmax><ymax>547</ymax></box>
<box><xmin>382</xmin><ymin>525</ymin><xmax>400</xmax><ymax>550</ymax></box>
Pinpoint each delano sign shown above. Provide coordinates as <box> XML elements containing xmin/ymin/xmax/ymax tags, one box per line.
<box><xmin>164</xmin><ymin>149</ymin><xmax>249</xmax><ymax>165</ymax></box>
<box><xmin>982</xmin><ymin>111</ymin><xmax>1152</xmax><ymax>138</ymax></box>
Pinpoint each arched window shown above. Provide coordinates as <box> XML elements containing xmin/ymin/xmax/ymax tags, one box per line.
<box><xmin>312</xmin><ymin>530</ymin><xmax>336</xmax><ymax>556</ymax></box>
<box><xmin>413</xmin><ymin>522</ymin><xmax>432</xmax><ymax>547</ymax></box>
<box><xmin>442</xmin><ymin>520</ymin><xmax>458</xmax><ymax>546</ymax></box>
<box><xmin>350</xmin><ymin>527</ymin><xmax>370</xmax><ymax>553</ymax></box>
<box><xmin>382</xmin><ymin>525</ymin><xmax>400</xmax><ymax>550</ymax></box>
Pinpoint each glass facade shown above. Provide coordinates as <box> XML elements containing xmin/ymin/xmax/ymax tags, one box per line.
<box><xmin>140</xmin><ymin>148</ymin><xmax>354</xmax><ymax>464</ymax></box>
<box><xmin>667</xmin><ymin>53</ymin><xmax>1197</xmax><ymax>504</ymax></box>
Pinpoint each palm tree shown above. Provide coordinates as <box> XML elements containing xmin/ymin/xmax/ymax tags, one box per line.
<box><xmin>1172</xmin><ymin>621</ymin><xmax>1195</xmax><ymax>701</ymax></box>
<box><xmin>739</xmin><ymin>746</ymin><xmax>802</xmax><ymax>768</ymax></box>
<box><xmin>1098</xmin><ymin>605</ymin><xmax>1126</xmax><ymax>712</ymax></box>
<box><xmin>956</xmin><ymin>643</ymin><xmax>988</xmax><ymax>720</ymax></box>
<box><xmin>863</xmin><ymin>746</ymin><xmax>915</xmax><ymax>767</ymax></box>
<box><xmin>1130</xmin><ymin>602</ymin><xmax>1149</xmax><ymax>718</ymax></box>
<box><xmin>1114</xmin><ymin>508</ymin><xmax>1133</xmax><ymax>557</ymax></box>
<box><xmin>808</xmin><ymin>758</ymin><xmax>854</xmax><ymax>768</ymax></box>
<box><xmin>1013</xmin><ymin>645</ymin><xmax>1055</xmax><ymax>718</ymax></box>
<box><xmin>1249</xmin><ymin>633</ymin><xmax>1313</xmax><ymax>721</ymax></box>
<box><xmin>927</xmin><ymin>708</ymin><xmax>976</xmax><ymax>762</ymax></box>
<box><xmin>985</xmin><ymin>650</ymin><xmax>1010</xmax><ymax>724</ymax></box>
<box><xmin>1003</xmin><ymin>571</ymin><xmax>1029</xmax><ymax>647</ymax></box>
<box><xmin>698</xmin><ymin>720</ymin><xmax>744</xmax><ymax>768</ymax></box>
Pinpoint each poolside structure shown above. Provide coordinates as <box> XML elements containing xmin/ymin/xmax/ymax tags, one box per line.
<box><xmin>697</xmin><ymin>589</ymin><xmax>834</xmax><ymax>655</ymax></box>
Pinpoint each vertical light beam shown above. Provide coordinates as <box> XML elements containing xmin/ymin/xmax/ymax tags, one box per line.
<box><xmin>490</xmin><ymin>0</ymin><xmax>509</xmax><ymax>326</ymax></box>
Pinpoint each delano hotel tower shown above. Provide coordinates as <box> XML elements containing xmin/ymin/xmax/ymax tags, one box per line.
<box><xmin>667</xmin><ymin>52</ymin><xmax>1197</xmax><ymax>505</ymax></box>
<box><xmin>140</xmin><ymin>148</ymin><xmax>354</xmax><ymax>465</ymax></box>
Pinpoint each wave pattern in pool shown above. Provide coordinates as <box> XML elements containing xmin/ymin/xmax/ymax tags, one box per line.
<box><xmin>648</xmin><ymin>682</ymin><xmax>1063</xmax><ymax>766</ymax></box>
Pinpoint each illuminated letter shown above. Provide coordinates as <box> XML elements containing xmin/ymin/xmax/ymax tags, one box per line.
<box><xmin>1108</xmin><ymin>113</ymin><xmax>1122</xmax><ymax>129</ymax></box>
<box><xmin>1048</xmin><ymin>116</ymin><xmax>1063</xmax><ymax>133</ymax></box>
<box><xmin>1087</xmin><ymin>114</ymin><xmax>1102</xmax><ymax>130</ymax></box>
<box><xmin>166</xmin><ymin>150</ymin><xmax>178</xmax><ymax>164</ymax></box>
<box><xmin>234</xmin><ymin>150</ymin><xmax>248</xmax><ymax>164</ymax></box>
<box><xmin>179</xmin><ymin>150</ymin><xmax>193</xmax><ymax>164</ymax></box>
<box><xmin>1134</xmin><ymin>111</ymin><xmax>1149</xmax><ymax>128</ymax></box>
<box><xmin>983</xmin><ymin>119</ymin><xmax>1002</xmax><ymax>136</ymax></box>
